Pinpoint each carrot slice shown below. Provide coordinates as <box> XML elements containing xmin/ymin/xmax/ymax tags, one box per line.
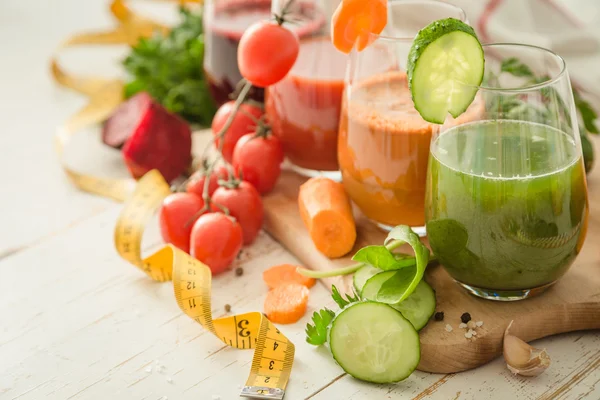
<box><xmin>331</xmin><ymin>0</ymin><xmax>388</xmax><ymax>54</ymax></box>
<box><xmin>264</xmin><ymin>283</ymin><xmax>310</xmax><ymax>324</ymax></box>
<box><xmin>298</xmin><ymin>177</ymin><xmax>357</xmax><ymax>258</ymax></box>
<box><xmin>263</xmin><ymin>264</ymin><xmax>317</xmax><ymax>289</ymax></box>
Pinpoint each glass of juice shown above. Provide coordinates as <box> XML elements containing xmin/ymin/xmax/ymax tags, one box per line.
<box><xmin>265</xmin><ymin>0</ymin><xmax>344</xmax><ymax>178</ymax></box>
<box><xmin>338</xmin><ymin>1</ymin><xmax>470</xmax><ymax>234</ymax></box>
<box><xmin>425</xmin><ymin>43</ymin><xmax>589</xmax><ymax>301</ymax></box>
<box><xmin>203</xmin><ymin>0</ymin><xmax>323</xmax><ymax>106</ymax></box>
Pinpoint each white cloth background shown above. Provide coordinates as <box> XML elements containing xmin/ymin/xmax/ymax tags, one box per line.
<box><xmin>451</xmin><ymin>0</ymin><xmax>600</xmax><ymax>117</ymax></box>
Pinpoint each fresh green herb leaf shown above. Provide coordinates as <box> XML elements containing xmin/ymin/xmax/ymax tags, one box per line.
<box><xmin>331</xmin><ymin>285</ymin><xmax>360</xmax><ymax>309</ymax></box>
<box><xmin>376</xmin><ymin>226</ymin><xmax>430</xmax><ymax>304</ymax></box>
<box><xmin>500</xmin><ymin>57</ymin><xmax>534</xmax><ymax>78</ymax></box>
<box><xmin>574</xmin><ymin>89</ymin><xmax>599</xmax><ymax>134</ymax></box>
<box><xmin>123</xmin><ymin>7</ymin><xmax>217</xmax><ymax>125</ymax></box>
<box><xmin>351</xmin><ymin>246</ymin><xmax>398</xmax><ymax>270</ymax></box>
<box><xmin>305</xmin><ymin>308</ymin><xmax>335</xmax><ymax>346</ymax></box>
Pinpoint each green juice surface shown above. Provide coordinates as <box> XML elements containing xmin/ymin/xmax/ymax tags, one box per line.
<box><xmin>426</xmin><ymin>120</ymin><xmax>588</xmax><ymax>290</ymax></box>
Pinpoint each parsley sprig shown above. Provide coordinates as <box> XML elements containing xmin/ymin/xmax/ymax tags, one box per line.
<box><xmin>123</xmin><ymin>7</ymin><xmax>217</xmax><ymax>126</ymax></box>
<box><xmin>305</xmin><ymin>285</ymin><xmax>360</xmax><ymax>346</ymax></box>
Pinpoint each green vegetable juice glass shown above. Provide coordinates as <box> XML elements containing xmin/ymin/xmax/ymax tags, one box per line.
<box><xmin>425</xmin><ymin>44</ymin><xmax>589</xmax><ymax>301</ymax></box>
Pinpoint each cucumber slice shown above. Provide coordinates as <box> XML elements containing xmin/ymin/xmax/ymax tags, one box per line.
<box><xmin>362</xmin><ymin>272</ymin><xmax>436</xmax><ymax>330</ymax></box>
<box><xmin>329</xmin><ymin>301</ymin><xmax>420</xmax><ymax>383</ymax></box>
<box><xmin>353</xmin><ymin>265</ymin><xmax>381</xmax><ymax>293</ymax></box>
<box><xmin>389</xmin><ymin>281</ymin><xmax>436</xmax><ymax>331</ymax></box>
<box><xmin>407</xmin><ymin>18</ymin><xmax>484</xmax><ymax>124</ymax></box>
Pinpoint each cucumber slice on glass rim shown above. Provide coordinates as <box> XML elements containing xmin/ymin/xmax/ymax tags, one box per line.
<box><xmin>407</xmin><ymin>17</ymin><xmax>484</xmax><ymax>124</ymax></box>
<box><xmin>328</xmin><ymin>301</ymin><xmax>420</xmax><ymax>383</ymax></box>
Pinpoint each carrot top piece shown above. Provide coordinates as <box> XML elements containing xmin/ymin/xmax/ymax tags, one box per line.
<box><xmin>263</xmin><ymin>264</ymin><xmax>317</xmax><ymax>289</ymax></box>
<box><xmin>331</xmin><ymin>0</ymin><xmax>388</xmax><ymax>54</ymax></box>
<box><xmin>264</xmin><ymin>283</ymin><xmax>310</xmax><ymax>324</ymax></box>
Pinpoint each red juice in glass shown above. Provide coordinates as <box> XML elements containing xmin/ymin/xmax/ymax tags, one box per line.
<box><xmin>204</xmin><ymin>0</ymin><xmax>324</xmax><ymax>106</ymax></box>
<box><xmin>266</xmin><ymin>37</ymin><xmax>347</xmax><ymax>172</ymax></box>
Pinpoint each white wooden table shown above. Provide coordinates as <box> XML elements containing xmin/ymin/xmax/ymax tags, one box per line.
<box><xmin>1</xmin><ymin>1</ymin><xmax>599</xmax><ymax>399</ymax></box>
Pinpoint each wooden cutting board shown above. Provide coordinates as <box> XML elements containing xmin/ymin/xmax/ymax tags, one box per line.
<box><xmin>262</xmin><ymin>168</ymin><xmax>600</xmax><ymax>374</ymax></box>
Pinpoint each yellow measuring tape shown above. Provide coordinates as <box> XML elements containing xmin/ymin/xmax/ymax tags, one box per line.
<box><xmin>115</xmin><ymin>170</ymin><xmax>294</xmax><ymax>399</ymax></box>
<box><xmin>51</xmin><ymin>1</ymin><xmax>295</xmax><ymax>398</ymax></box>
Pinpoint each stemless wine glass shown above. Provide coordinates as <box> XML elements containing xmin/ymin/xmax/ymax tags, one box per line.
<box><xmin>265</xmin><ymin>0</ymin><xmax>342</xmax><ymax>179</ymax></box>
<box><xmin>425</xmin><ymin>43</ymin><xmax>589</xmax><ymax>301</ymax></box>
<box><xmin>339</xmin><ymin>0</ymin><xmax>470</xmax><ymax>234</ymax></box>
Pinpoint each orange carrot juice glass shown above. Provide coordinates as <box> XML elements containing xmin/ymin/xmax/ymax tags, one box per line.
<box><xmin>338</xmin><ymin>1</ymin><xmax>474</xmax><ymax>234</ymax></box>
<box><xmin>266</xmin><ymin>0</ymin><xmax>345</xmax><ymax>178</ymax></box>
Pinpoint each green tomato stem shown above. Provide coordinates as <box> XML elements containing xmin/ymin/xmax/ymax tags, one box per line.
<box><xmin>296</xmin><ymin>239</ymin><xmax>405</xmax><ymax>278</ymax></box>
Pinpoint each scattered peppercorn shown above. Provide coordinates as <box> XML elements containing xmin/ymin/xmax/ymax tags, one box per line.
<box><xmin>461</xmin><ymin>312</ymin><xmax>472</xmax><ymax>323</ymax></box>
<box><xmin>434</xmin><ymin>311</ymin><xmax>445</xmax><ymax>321</ymax></box>
<box><xmin>225</xmin><ymin>304</ymin><xmax>231</xmax><ymax>312</ymax></box>
<box><xmin>235</xmin><ymin>267</ymin><xmax>244</xmax><ymax>276</ymax></box>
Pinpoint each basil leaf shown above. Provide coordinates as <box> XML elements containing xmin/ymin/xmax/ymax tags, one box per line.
<box><xmin>500</xmin><ymin>57</ymin><xmax>534</xmax><ymax>78</ymax></box>
<box><xmin>377</xmin><ymin>226</ymin><xmax>430</xmax><ymax>304</ymax></box>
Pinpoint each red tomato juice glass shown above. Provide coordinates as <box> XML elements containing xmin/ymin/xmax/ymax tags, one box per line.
<box><xmin>265</xmin><ymin>0</ymin><xmax>345</xmax><ymax>179</ymax></box>
<box><xmin>204</xmin><ymin>0</ymin><xmax>325</xmax><ymax>107</ymax></box>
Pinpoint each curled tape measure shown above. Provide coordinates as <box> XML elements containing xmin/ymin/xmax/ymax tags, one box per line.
<box><xmin>51</xmin><ymin>1</ymin><xmax>296</xmax><ymax>398</ymax></box>
<box><xmin>115</xmin><ymin>171</ymin><xmax>295</xmax><ymax>399</ymax></box>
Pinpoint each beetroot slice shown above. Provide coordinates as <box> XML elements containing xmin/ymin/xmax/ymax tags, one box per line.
<box><xmin>102</xmin><ymin>92</ymin><xmax>153</xmax><ymax>149</ymax></box>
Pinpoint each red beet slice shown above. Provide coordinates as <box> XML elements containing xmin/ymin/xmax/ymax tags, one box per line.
<box><xmin>120</xmin><ymin>93</ymin><xmax>192</xmax><ymax>182</ymax></box>
<box><xmin>102</xmin><ymin>92</ymin><xmax>153</xmax><ymax>149</ymax></box>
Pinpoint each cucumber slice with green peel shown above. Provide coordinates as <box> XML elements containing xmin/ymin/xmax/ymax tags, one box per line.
<box><xmin>361</xmin><ymin>271</ymin><xmax>396</xmax><ymax>299</ymax></box>
<box><xmin>388</xmin><ymin>281</ymin><xmax>436</xmax><ymax>331</ymax></box>
<box><xmin>407</xmin><ymin>17</ymin><xmax>484</xmax><ymax>124</ymax></box>
<box><xmin>328</xmin><ymin>301</ymin><xmax>421</xmax><ymax>383</ymax></box>
<box><xmin>362</xmin><ymin>272</ymin><xmax>436</xmax><ymax>330</ymax></box>
<box><xmin>353</xmin><ymin>265</ymin><xmax>381</xmax><ymax>293</ymax></box>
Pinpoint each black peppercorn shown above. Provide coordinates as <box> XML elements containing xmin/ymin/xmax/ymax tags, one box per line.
<box><xmin>225</xmin><ymin>304</ymin><xmax>231</xmax><ymax>312</ymax></box>
<box><xmin>434</xmin><ymin>311</ymin><xmax>444</xmax><ymax>321</ymax></box>
<box><xmin>235</xmin><ymin>267</ymin><xmax>244</xmax><ymax>276</ymax></box>
<box><xmin>461</xmin><ymin>312</ymin><xmax>471</xmax><ymax>323</ymax></box>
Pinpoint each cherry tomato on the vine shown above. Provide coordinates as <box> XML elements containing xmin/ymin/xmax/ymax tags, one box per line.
<box><xmin>211</xmin><ymin>181</ymin><xmax>264</xmax><ymax>245</ymax></box>
<box><xmin>212</xmin><ymin>101</ymin><xmax>263</xmax><ymax>162</ymax></box>
<box><xmin>159</xmin><ymin>193</ymin><xmax>205</xmax><ymax>253</ymax></box>
<box><xmin>233</xmin><ymin>133</ymin><xmax>284</xmax><ymax>194</ymax></box>
<box><xmin>237</xmin><ymin>21</ymin><xmax>300</xmax><ymax>88</ymax></box>
<box><xmin>186</xmin><ymin>165</ymin><xmax>230</xmax><ymax>198</ymax></box>
<box><xmin>190</xmin><ymin>213</ymin><xmax>243</xmax><ymax>275</ymax></box>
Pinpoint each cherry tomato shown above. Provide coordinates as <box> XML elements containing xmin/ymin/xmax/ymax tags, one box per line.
<box><xmin>237</xmin><ymin>21</ymin><xmax>300</xmax><ymax>88</ymax></box>
<box><xmin>212</xmin><ymin>101</ymin><xmax>263</xmax><ymax>162</ymax></box>
<box><xmin>233</xmin><ymin>133</ymin><xmax>284</xmax><ymax>194</ymax></box>
<box><xmin>190</xmin><ymin>213</ymin><xmax>243</xmax><ymax>275</ymax></box>
<box><xmin>211</xmin><ymin>181</ymin><xmax>264</xmax><ymax>245</ymax></box>
<box><xmin>186</xmin><ymin>165</ymin><xmax>230</xmax><ymax>198</ymax></box>
<box><xmin>159</xmin><ymin>193</ymin><xmax>205</xmax><ymax>253</ymax></box>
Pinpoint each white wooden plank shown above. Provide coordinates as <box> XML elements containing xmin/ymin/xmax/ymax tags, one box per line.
<box><xmin>0</xmin><ymin>206</ymin><xmax>345</xmax><ymax>400</ymax></box>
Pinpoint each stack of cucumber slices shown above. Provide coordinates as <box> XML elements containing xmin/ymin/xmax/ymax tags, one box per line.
<box><xmin>305</xmin><ymin>226</ymin><xmax>435</xmax><ymax>383</ymax></box>
<box><xmin>304</xmin><ymin>18</ymin><xmax>485</xmax><ymax>384</ymax></box>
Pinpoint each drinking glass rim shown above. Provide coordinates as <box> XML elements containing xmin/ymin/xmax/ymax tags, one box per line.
<box><xmin>471</xmin><ymin>43</ymin><xmax>567</xmax><ymax>92</ymax></box>
<box><xmin>371</xmin><ymin>0</ymin><xmax>468</xmax><ymax>41</ymax></box>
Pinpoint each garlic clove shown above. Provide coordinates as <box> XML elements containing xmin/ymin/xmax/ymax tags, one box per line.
<box><xmin>503</xmin><ymin>320</ymin><xmax>551</xmax><ymax>377</ymax></box>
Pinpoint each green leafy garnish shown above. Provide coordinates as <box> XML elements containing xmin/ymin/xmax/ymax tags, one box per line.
<box><xmin>574</xmin><ymin>89</ymin><xmax>599</xmax><ymax>134</ymax></box>
<box><xmin>376</xmin><ymin>226</ymin><xmax>430</xmax><ymax>304</ymax></box>
<box><xmin>123</xmin><ymin>7</ymin><xmax>217</xmax><ymax>125</ymax></box>
<box><xmin>331</xmin><ymin>285</ymin><xmax>360</xmax><ymax>309</ymax></box>
<box><xmin>305</xmin><ymin>308</ymin><xmax>335</xmax><ymax>345</ymax></box>
<box><xmin>352</xmin><ymin>246</ymin><xmax>416</xmax><ymax>271</ymax></box>
<box><xmin>500</xmin><ymin>57</ymin><xmax>534</xmax><ymax>77</ymax></box>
